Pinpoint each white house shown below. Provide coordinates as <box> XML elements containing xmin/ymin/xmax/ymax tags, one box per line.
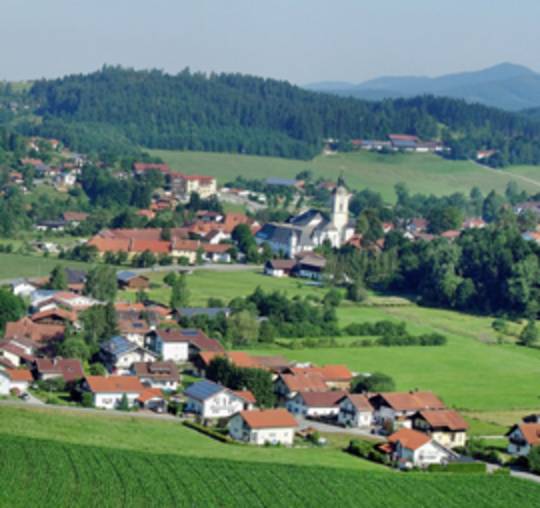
<box><xmin>145</xmin><ymin>328</ymin><xmax>224</xmax><ymax>362</ymax></box>
<box><xmin>100</xmin><ymin>336</ymin><xmax>157</xmax><ymax>374</ymax></box>
<box><xmin>337</xmin><ymin>394</ymin><xmax>374</xmax><ymax>428</ymax></box>
<box><xmin>10</xmin><ymin>279</ymin><xmax>38</xmax><ymax>298</ymax></box>
<box><xmin>228</xmin><ymin>409</ymin><xmax>298</xmax><ymax>446</ymax></box>
<box><xmin>183</xmin><ymin>380</ymin><xmax>253</xmax><ymax>420</ymax></box>
<box><xmin>507</xmin><ymin>423</ymin><xmax>540</xmax><ymax>456</ymax></box>
<box><xmin>264</xmin><ymin>259</ymin><xmax>296</xmax><ymax>278</ymax></box>
<box><xmin>84</xmin><ymin>376</ymin><xmax>145</xmax><ymax>410</ymax></box>
<box><xmin>412</xmin><ymin>410</ymin><xmax>468</xmax><ymax>449</ymax></box>
<box><xmin>388</xmin><ymin>428</ymin><xmax>458</xmax><ymax>469</ymax></box>
<box><xmin>133</xmin><ymin>361</ymin><xmax>180</xmax><ymax>392</ymax></box>
<box><xmin>286</xmin><ymin>390</ymin><xmax>347</xmax><ymax>418</ymax></box>
<box><xmin>0</xmin><ymin>369</ymin><xmax>33</xmax><ymax>395</ymax></box>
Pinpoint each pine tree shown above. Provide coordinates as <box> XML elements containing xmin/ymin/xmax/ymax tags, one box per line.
<box><xmin>170</xmin><ymin>274</ymin><xmax>190</xmax><ymax>309</ymax></box>
<box><xmin>48</xmin><ymin>265</ymin><xmax>68</xmax><ymax>290</ymax></box>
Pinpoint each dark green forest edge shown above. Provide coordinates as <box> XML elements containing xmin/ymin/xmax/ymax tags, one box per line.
<box><xmin>3</xmin><ymin>66</ymin><xmax>540</xmax><ymax>165</ymax></box>
<box><xmin>1</xmin><ymin>434</ymin><xmax>539</xmax><ymax>508</ymax></box>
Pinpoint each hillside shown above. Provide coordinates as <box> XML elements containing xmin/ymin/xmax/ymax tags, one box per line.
<box><xmin>19</xmin><ymin>66</ymin><xmax>540</xmax><ymax>166</ymax></box>
<box><xmin>307</xmin><ymin>63</ymin><xmax>540</xmax><ymax>111</ymax></box>
<box><xmin>1</xmin><ymin>409</ymin><xmax>540</xmax><ymax>507</ymax></box>
<box><xmin>150</xmin><ymin>149</ymin><xmax>540</xmax><ymax>201</ymax></box>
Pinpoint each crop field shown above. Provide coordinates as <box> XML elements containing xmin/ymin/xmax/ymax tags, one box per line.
<box><xmin>150</xmin><ymin>149</ymin><xmax>539</xmax><ymax>201</ymax></box>
<box><xmin>2</xmin><ymin>433</ymin><xmax>540</xmax><ymax>508</ymax></box>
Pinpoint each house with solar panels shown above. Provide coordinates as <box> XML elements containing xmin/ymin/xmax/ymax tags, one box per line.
<box><xmin>184</xmin><ymin>380</ymin><xmax>255</xmax><ymax>420</ymax></box>
<box><xmin>100</xmin><ymin>336</ymin><xmax>158</xmax><ymax>374</ymax></box>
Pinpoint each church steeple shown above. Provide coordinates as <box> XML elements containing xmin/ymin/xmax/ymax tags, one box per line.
<box><xmin>331</xmin><ymin>175</ymin><xmax>351</xmax><ymax>237</ymax></box>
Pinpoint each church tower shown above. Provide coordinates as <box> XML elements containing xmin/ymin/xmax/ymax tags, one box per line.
<box><xmin>331</xmin><ymin>175</ymin><xmax>351</xmax><ymax>241</ymax></box>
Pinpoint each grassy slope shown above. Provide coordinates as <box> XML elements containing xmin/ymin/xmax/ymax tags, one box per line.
<box><xmin>150</xmin><ymin>149</ymin><xmax>540</xmax><ymax>201</ymax></box>
<box><xmin>125</xmin><ymin>269</ymin><xmax>540</xmax><ymax>414</ymax></box>
<box><xmin>0</xmin><ymin>406</ymin><xmax>378</xmax><ymax>471</ymax></box>
<box><xmin>3</xmin><ymin>432</ymin><xmax>540</xmax><ymax>508</ymax></box>
<box><xmin>0</xmin><ymin>253</ymin><xmax>101</xmax><ymax>280</ymax></box>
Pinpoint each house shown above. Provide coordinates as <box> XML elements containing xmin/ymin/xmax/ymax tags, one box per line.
<box><xmin>462</xmin><ymin>218</ymin><xmax>486</xmax><ymax>230</ymax></box>
<box><xmin>145</xmin><ymin>328</ymin><xmax>224</xmax><ymax>362</ymax></box>
<box><xmin>63</xmin><ymin>212</ymin><xmax>89</xmax><ymax>226</ymax></box>
<box><xmin>136</xmin><ymin>388</ymin><xmax>167</xmax><ymax>412</ymax></box>
<box><xmin>31</xmin><ymin>308</ymin><xmax>78</xmax><ymax>327</ymax></box>
<box><xmin>33</xmin><ymin>358</ymin><xmax>84</xmax><ymax>384</ymax></box>
<box><xmin>64</xmin><ymin>268</ymin><xmax>88</xmax><ymax>293</ymax></box>
<box><xmin>293</xmin><ymin>253</ymin><xmax>326</xmax><ymax>280</ymax></box>
<box><xmin>412</xmin><ymin>410</ymin><xmax>468</xmax><ymax>449</ymax></box>
<box><xmin>264</xmin><ymin>259</ymin><xmax>297</xmax><ymax>277</ymax></box>
<box><xmin>337</xmin><ymin>394</ymin><xmax>374</xmax><ymax>428</ymax></box>
<box><xmin>388</xmin><ymin>428</ymin><xmax>458</xmax><ymax>469</ymax></box>
<box><xmin>202</xmin><ymin>243</ymin><xmax>232</xmax><ymax>263</ymax></box>
<box><xmin>116</xmin><ymin>271</ymin><xmax>150</xmax><ymax>290</ymax></box>
<box><xmin>117</xmin><ymin>319</ymin><xmax>151</xmax><ymax>347</ymax></box>
<box><xmin>0</xmin><ymin>341</ymin><xmax>36</xmax><ymax>368</ymax></box>
<box><xmin>0</xmin><ymin>369</ymin><xmax>33</xmax><ymax>395</ymax></box>
<box><xmin>255</xmin><ymin>178</ymin><xmax>354</xmax><ymax>257</ymax></box>
<box><xmin>265</xmin><ymin>177</ymin><xmax>302</xmax><ymax>189</ymax></box>
<box><xmin>132</xmin><ymin>162</ymin><xmax>171</xmax><ymax>175</ymax></box>
<box><xmin>133</xmin><ymin>361</ymin><xmax>179</xmax><ymax>391</ymax></box>
<box><xmin>176</xmin><ymin>307</ymin><xmax>232</xmax><ymax>320</ymax></box>
<box><xmin>389</xmin><ymin>134</ymin><xmax>419</xmax><ymax>151</ymax></box>
<box><xmin>184</xmin><ymin>380</ymin><xmax>254</xmax><ymax>420</ymax></box>
<box><xmin>35</xmin><ymin>219</ymin><xmax>68</xmax><ymax>232</ymax></box>
<box><xmin>84</xmin><ymin>376</ymin><xmax>145</xmax><ymax>409</ymax></box>
<box><xmin>286</xmin><ymin>390</ymin><xmax>347</xmax><ymax>418</ymax></box>
<box><xmin>228</xmin><ymin>409</ymin><xmax>298</xmax><ymax>446</ymax></box>
<box><xmin>169</xmin><ymin>172</ymin><xmax>217</xmax><ymax>200</ymax></box>
<box><xmin>406</xmin><ymin>218</ymin><xmax>428</xmax><ymax>234</ymax></box>
<box><xmin>506</xmin><ymin>423</ymin><xmax>540</xmax><ymax>456</ymax></box>
<box><xmin>100</xmin><ymin>336</ymin><xmax>157</xmax><ymax>374</ymax></box>
<box><xmin>10</xmin><ymin>279</ymin><xmax>38</xmax><ymax>298</ymax></box>
<box><xmin>195</xmin><ymin>351</ymin><xmax>289</xmax><ymax>378</ymax></box>
<box><xmin>514</xmin><ymin>201</ymin><xmax>540</xmax><ymax>217</ymax></box>
<box><xmin>369</xmin><ymin>391</ymin><xmax>446</xmax><ymax>427</ymax></box>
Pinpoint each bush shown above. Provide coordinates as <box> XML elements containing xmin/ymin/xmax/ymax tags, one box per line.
<box><xmin>183</xmin><ymin>421</ymin><xmax>232</xmax><ymax>443</ymax></box>
<box><xmin>81</xmin><ymin>392</ymin><xmax>94</xmax><ymax>408</ymax></box>
<box><xmin>347</xmin><ymin>439</ymin><xmax>389</xmax><ymax>465</ymax></box>
<box><xmin>36</xmin><ymin>377</ymin><xmax>67</xmax><ymax>393</ymax></box>
<box><xmin>427</xmin><ymin>462</ymin><xmax>486</xmax><ymax>474</ymax></box>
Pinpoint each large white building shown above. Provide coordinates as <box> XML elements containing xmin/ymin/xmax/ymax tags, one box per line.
<box><xmin>255</xmin><ymin>178</ymin><xmax>355</xmax><ymax>258</ymax></box>
<box><xmin>228</xmin><ymin>409</ymin><xmax>298</xmax><ymax>446</ymax></box>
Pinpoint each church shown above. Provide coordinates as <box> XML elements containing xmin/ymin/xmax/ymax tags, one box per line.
<box><xmin>255</xmin><ymin>178</ymin><xmax>355</xmax><ymax>258</ymax></box>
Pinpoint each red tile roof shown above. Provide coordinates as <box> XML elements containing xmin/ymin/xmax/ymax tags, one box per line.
<box><xmin>417</xmin><ymin>410</ymin><xmax>468</xmax><ymax>431</ymax></box>
<box><xmin>31</xmin><ymin>308</ymin><xmax>78</xmax><ymax>324</ymax></box>
<box><xmin>133</xmin><ymin>361</ymin><xmax>179</xmax><ymax>382</ymax></box>
<box><xmin>198</xmin><ymin>351</ymin><xmax>257</xmax><ymax>368</ymax></box>
<box><xmin>34</xmin><ymin>358</ymin><xmax>84</xmax><ymax>382</ymax></box>
<box><xmin>297</xmin><ymin>390</ymin><xmax>348</xmax><ymax>407</ymax></box>
<box><xmin>513</xmin><ymin>423</ymin><xmax>540</xmax><ymax>446</ymax></box>
<box><xmin>5</xmin><ymin>369</ymin><xmax>33</xmax><ymax>382</ymax></box>
<box><xmin>376</xmin><ymin>391</ymin><xmax>446</xmax><ymax>412</ymax></box>
<box><xmin>63</xmin><ymin>212</ymin><xmax>89</xmax><ymax>222</ymax></box>
<box><xmin>239</xmin><ymin>409</ymin><xmax>298</xmax><ymax>429</ymax></box>
<box><xmin>289</xmin><ymin>365</ymin><xmax>353</xmax><ymax>382</ymax></box>
<box><xmin>232</xmin><ymin>390</ymin><xmax>257</xmax><ymax>404</ymax></box>
<box><xmin>4</xmin><ymin>318</ymin><xmax>65</xmax><ymax>343</ymax></box>
<box><xmin>133</xmin><ymin>162</ymin><xmax>170</xmax><ymax>174</ymax></box>
<box><xmin>85</xmin><ymin>376</ymin><xmax>144</xmax><ymax>393</ymax></box>
<box><xmin>280</xmin><ymin>373</ymin><xmax>328</xmax><ymax>393</ymax></box>
<box><xmin>341</xmin><ymin>393</ymin><xmax>373</xmax><ymax>411</ymax></box>
<box><xmin>388</xmin><ymin>428</ymin><xmax>431</xmax><ymax>451</ymax></box>
<box><xmin>137</xmin><ymin>388</ymin><xmax>165</xmax><ymax>403</ymax></box>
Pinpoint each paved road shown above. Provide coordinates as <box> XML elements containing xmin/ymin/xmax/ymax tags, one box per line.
<box><xmin>297</xmin><ymin>416</ymin><xmax>384</xmax><ymax>440</ymax></box>
<box><xmin>486</xmin><ymin>462</ymin><xmax>540</xmax><ymax>484</ymax></box>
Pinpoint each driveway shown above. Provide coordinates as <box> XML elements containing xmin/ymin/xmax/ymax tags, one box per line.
<box><xmin>296</xmin><ymin>416</ymin><xmax>384</xmax><ymax>440</ymax></box>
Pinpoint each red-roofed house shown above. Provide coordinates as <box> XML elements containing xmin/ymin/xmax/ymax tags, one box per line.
<box><xmin>228</xmin><ymin>409</ymin><xmax>298</xmax><ymax>445</ymax></box>
<box><xmin>507</xmin><ymin>423</ymin><xmax>540</xmax><ymax>456</ymax></box>
<box><xmin>4</xmin><ymin>317</ymin><xmax>65</xmax><ymax>345</ymax></box>
<box><xmin>169</xmin><ymin>172</ymin><xmax>217</xmax><ymax>199</ymax></box>
<box><xmin>0</xmin><ymin>368</ymin><xmax>33</xmax><ymax>395</ymax></box>
<box><xmin>337</xmin><ymin>394</ymin><xmax>374</xmax><ymax>428</ymax></box>
<box><xmin>412</xmin><ymin>410</ymin><xmax>468</xmax><ymax>449</ymax></box>
<box><xmin>275</xmin><ymin>372</ymin><xmax>329</xmax><ymax>399</ymax></box>
<box><xmin>387</xmin><ymin>428</ymin><xmax>458</xmax><ymax>469</ymax></box>
<box><xmin>136</xmin><ymin>388</ymin><xmax>167</xmax><ymax>412</ymax></box>
<box><xmin>286</xmin><ymin>390</ymin><xmax>348</xmax><ymax>418</ymax></box>
<box><xmin>33</xmin><ymin>358</ymin><xmax>84</xmax><ymax>384</ymax></box>
<box><xmin>145</xmin><ymin>328</ymin><xmax>224</xmax><ymax>362</ymax></box>
<box><xmin>84</xmin><ymin>376</ymin><xmax>145</xmax><ymax>409</ymax></box>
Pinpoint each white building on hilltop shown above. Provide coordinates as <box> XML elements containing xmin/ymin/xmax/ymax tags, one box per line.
<box><xmin>255</xmin><ymin>178</ymin><xmax>355</xmax><ymax>257</ymax></box>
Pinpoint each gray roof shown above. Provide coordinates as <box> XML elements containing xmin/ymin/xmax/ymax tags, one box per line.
<box><xmin>265</xmin><ymin>177</ymin><xmax>298</xmax><ymax>187</ymax></box>
<box><xmin>116</xmin><ymin>271</ymin><xmax>138</xmax><ymax>283</ymax></box>
<box><xmin>184</xmin><ymin>380</ymin><xmax>226</xmax><ymax>401</ymax></box>
<box><xmin>288</xmin><ymin>209</ymin><xmax>325</xmax><ymax>227</ymax></box>
<box><xmin>177</xmin><ymin>307</ymin><xmax>231</xmax><ymax>318</ymax></box>
<box><xmin>64</xmin><ymin>268</ymin><xmax>87</xmax><ymax>284</ymax></box>
<box><xmin>100</xmin><ymin>336</ymin><xmax>138</xmax><ymax>357</ymax></box>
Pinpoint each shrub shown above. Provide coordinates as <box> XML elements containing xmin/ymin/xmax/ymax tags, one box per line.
<box><xmin>427</xmin><ymin>462</ymin><xmax>486</xmax><ymax>474</ymax></box>
<box><xmin>347</xmin><ymin>439</ymin><xmax>389</xmax><ymax>465</ymax></box>
<box><xmin>183</xmin><ymin>421</ymin><xmax>232</xmax><ymax>443</ymax></box>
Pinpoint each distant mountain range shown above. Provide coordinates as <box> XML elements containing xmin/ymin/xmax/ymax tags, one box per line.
<box><xmin>305</xmin><ymin>63</ymin><xmax>540</xmax><ymax>111</ymax></box>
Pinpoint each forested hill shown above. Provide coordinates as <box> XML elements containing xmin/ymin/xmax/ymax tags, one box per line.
<box><xmin>22</xmin><ymin>66</ymin><xmax>540</xmax><ymax>164</ymax></box>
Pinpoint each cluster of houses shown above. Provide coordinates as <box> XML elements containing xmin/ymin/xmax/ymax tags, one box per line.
<box><xmin>350</xmin><ymin>134</ymin><xmax>445</xmax><ymax>153</ymax></box>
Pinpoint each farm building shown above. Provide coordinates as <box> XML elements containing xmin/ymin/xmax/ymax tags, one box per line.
<box><xmin>116</xmin><ymin>271</ymin><xmax>150</xmax><ymax>290</ymax></box>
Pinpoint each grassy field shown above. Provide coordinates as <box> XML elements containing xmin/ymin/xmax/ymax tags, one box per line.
<box><xmin>150</xmin><ymin>149</ymin><xmax>540</xmax><ymax>201</ymax></box>
<box><xmin>4</xmin><ymin>433</ymin><xmax>540</xmax><ymax>508</ymax></box>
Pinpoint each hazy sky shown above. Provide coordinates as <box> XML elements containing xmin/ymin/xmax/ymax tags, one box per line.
<box><xmin>2</xmin><ymin>0</ymin><xmax>539</xmax><ymax>84</ymax></box>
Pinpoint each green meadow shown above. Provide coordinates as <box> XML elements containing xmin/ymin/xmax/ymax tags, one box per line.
<box><xmin>150</xmin><ymin>149</ymin><xmax>540</xmax><ymax>201</ymax></box>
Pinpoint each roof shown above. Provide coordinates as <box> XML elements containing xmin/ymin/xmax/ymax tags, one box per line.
<box><xmin>239</xmin><ymin>409</ymin><xmax>298</xmax><ymax>429</ymax></box>
<box><xmin>280</xmin><ymin>373</ymin><xmax>328</xmax><ymax>393</ymax></box>
<box><xmin>232</xmin><ymin>390</ymin><xmax>257</xmax><ymax>404</ymax></box>
<box><xmin>85</xmin><ymin>376</ymin><xmax>144</xmax><ymax>393</ymax></box>
<box><xmin>417</xmin><ymin>410</ymin><xmax>468</xmax><ymax>431</ymax></box>
<box><xmin>0</xmin><ymin>341</ymin><xmax>36</xmax><ymax>362</ymax></box>
<box><xmin>31</xmin><ymin>308</ymin><xmax>78</xmax><ymax>324</ymax></box>
<box><xmin>34</xmin><ymin>358</ymin><xmax>84</xmax><ymax>382</ymax></box>
<box><xmin>133</xmin><ymin>162</ymin><xmax>170</xmax><ymax>173</ymax></box>
<box><xmin>118</xmin><ymin>319</ymin><xmax>150</xmax><ymax>336</ymax></box>
<box><xmin>137</xmin><ymin>388</ymin><xmax>164</xmax><ymax>403</ymax></box>
<box><xmin>184</xmin><ymin>380</ymin><xmax>226</xmax><ymax>401</ymax></box>
<box><xmin>4</xmin><ymin>369</ymin><xmax>33</xmax><ymax>382</ymax></box>
<box><xmin>297</xmin><ymin>390</ymin><xmax>348</xmax><ymax>408</ymax></box>
<box><xmin>266</xmin><ymin>259</ymin><xmax>297</xmax><ymax>270</ymax></box>
<box><xmin>289</xmin><ymin>365</ymin><xmax>353</xmax><ymax>382</ymax></box>
<box><xmin>133</xmin><ymin>361</ymin><xmax>179</xmax><ymax>382</ymax></box>
<box><xmin>100</xmin><ymin>336</ymin><xmax>139</xmax><ymax>357</ymax></box>
<box><xmin>265</xmin><ymin>177</ymin><xmax>298</xmax><ymax>187</ymax></box>
<box><xmin>374</xmin><ymin>391</ymin><xmax>446</xmax><ymax>412</ymax></box>
<box><xmin>155</xmin><ymin>329</ymin><xmax>225</xmax><ymax>353</ymax></box>
<box><xmin>340</xmin><ymin>393</ymin><xmax>373</xmax><ymax>411</ymax></box>
<box><xmin>4</xmin><ymin>317</ymin><xmax>65</xmax><ymax>343</ymax></box>
<box><xmin>198</xmin><ymin>351</ymin><xmax>260</xmax><ymax>369</ymax></box>
<box><xmin>176</xmin><ymin>307</ymin><xmax>231</xmax><ymax>318</ymax></box>
<box><xmin>510</xmin><ymin>423</ymin><xmax>540</xmax><ymax>446</ymax></box>
<box><xmin>388</xmin><ymin>428</ymin><xmax>431</xmax><ymax>451</ymax></box>
<box><xmin>63</xmin><ymin>212</ymin><xmax>89</xmax><ymax>223</ymax></box>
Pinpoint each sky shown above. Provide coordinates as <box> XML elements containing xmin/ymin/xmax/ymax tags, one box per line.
<box><xmin>2</xmin><ymin>0</ymin><xmax>540</xmax><ymax>84</ymax></box>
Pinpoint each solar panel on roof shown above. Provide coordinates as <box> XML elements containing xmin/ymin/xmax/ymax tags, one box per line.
<box><xmin>184</xmin><ymin>380</ymin><xmax>225</xmax><ymax>400</ymax></box>
<box><xmin>181</xmin><ymin>329</ymin><xmax>199</xmax><ymax>336</ymax></box>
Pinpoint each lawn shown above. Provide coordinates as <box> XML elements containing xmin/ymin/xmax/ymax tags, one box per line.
<box><xmin>150</xmin><ymin>149</ymin><xmax>536</xmax><ymax>201</ymax></box>
<box><xmin>0</xmin><ymin>406</ymin><xmax>379</xmax><ymax>471</ymax></box>
<box><xmin>0</xmin><ymin>252</ymin><xmax>99</xmax><ymax>281</ymax></box>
